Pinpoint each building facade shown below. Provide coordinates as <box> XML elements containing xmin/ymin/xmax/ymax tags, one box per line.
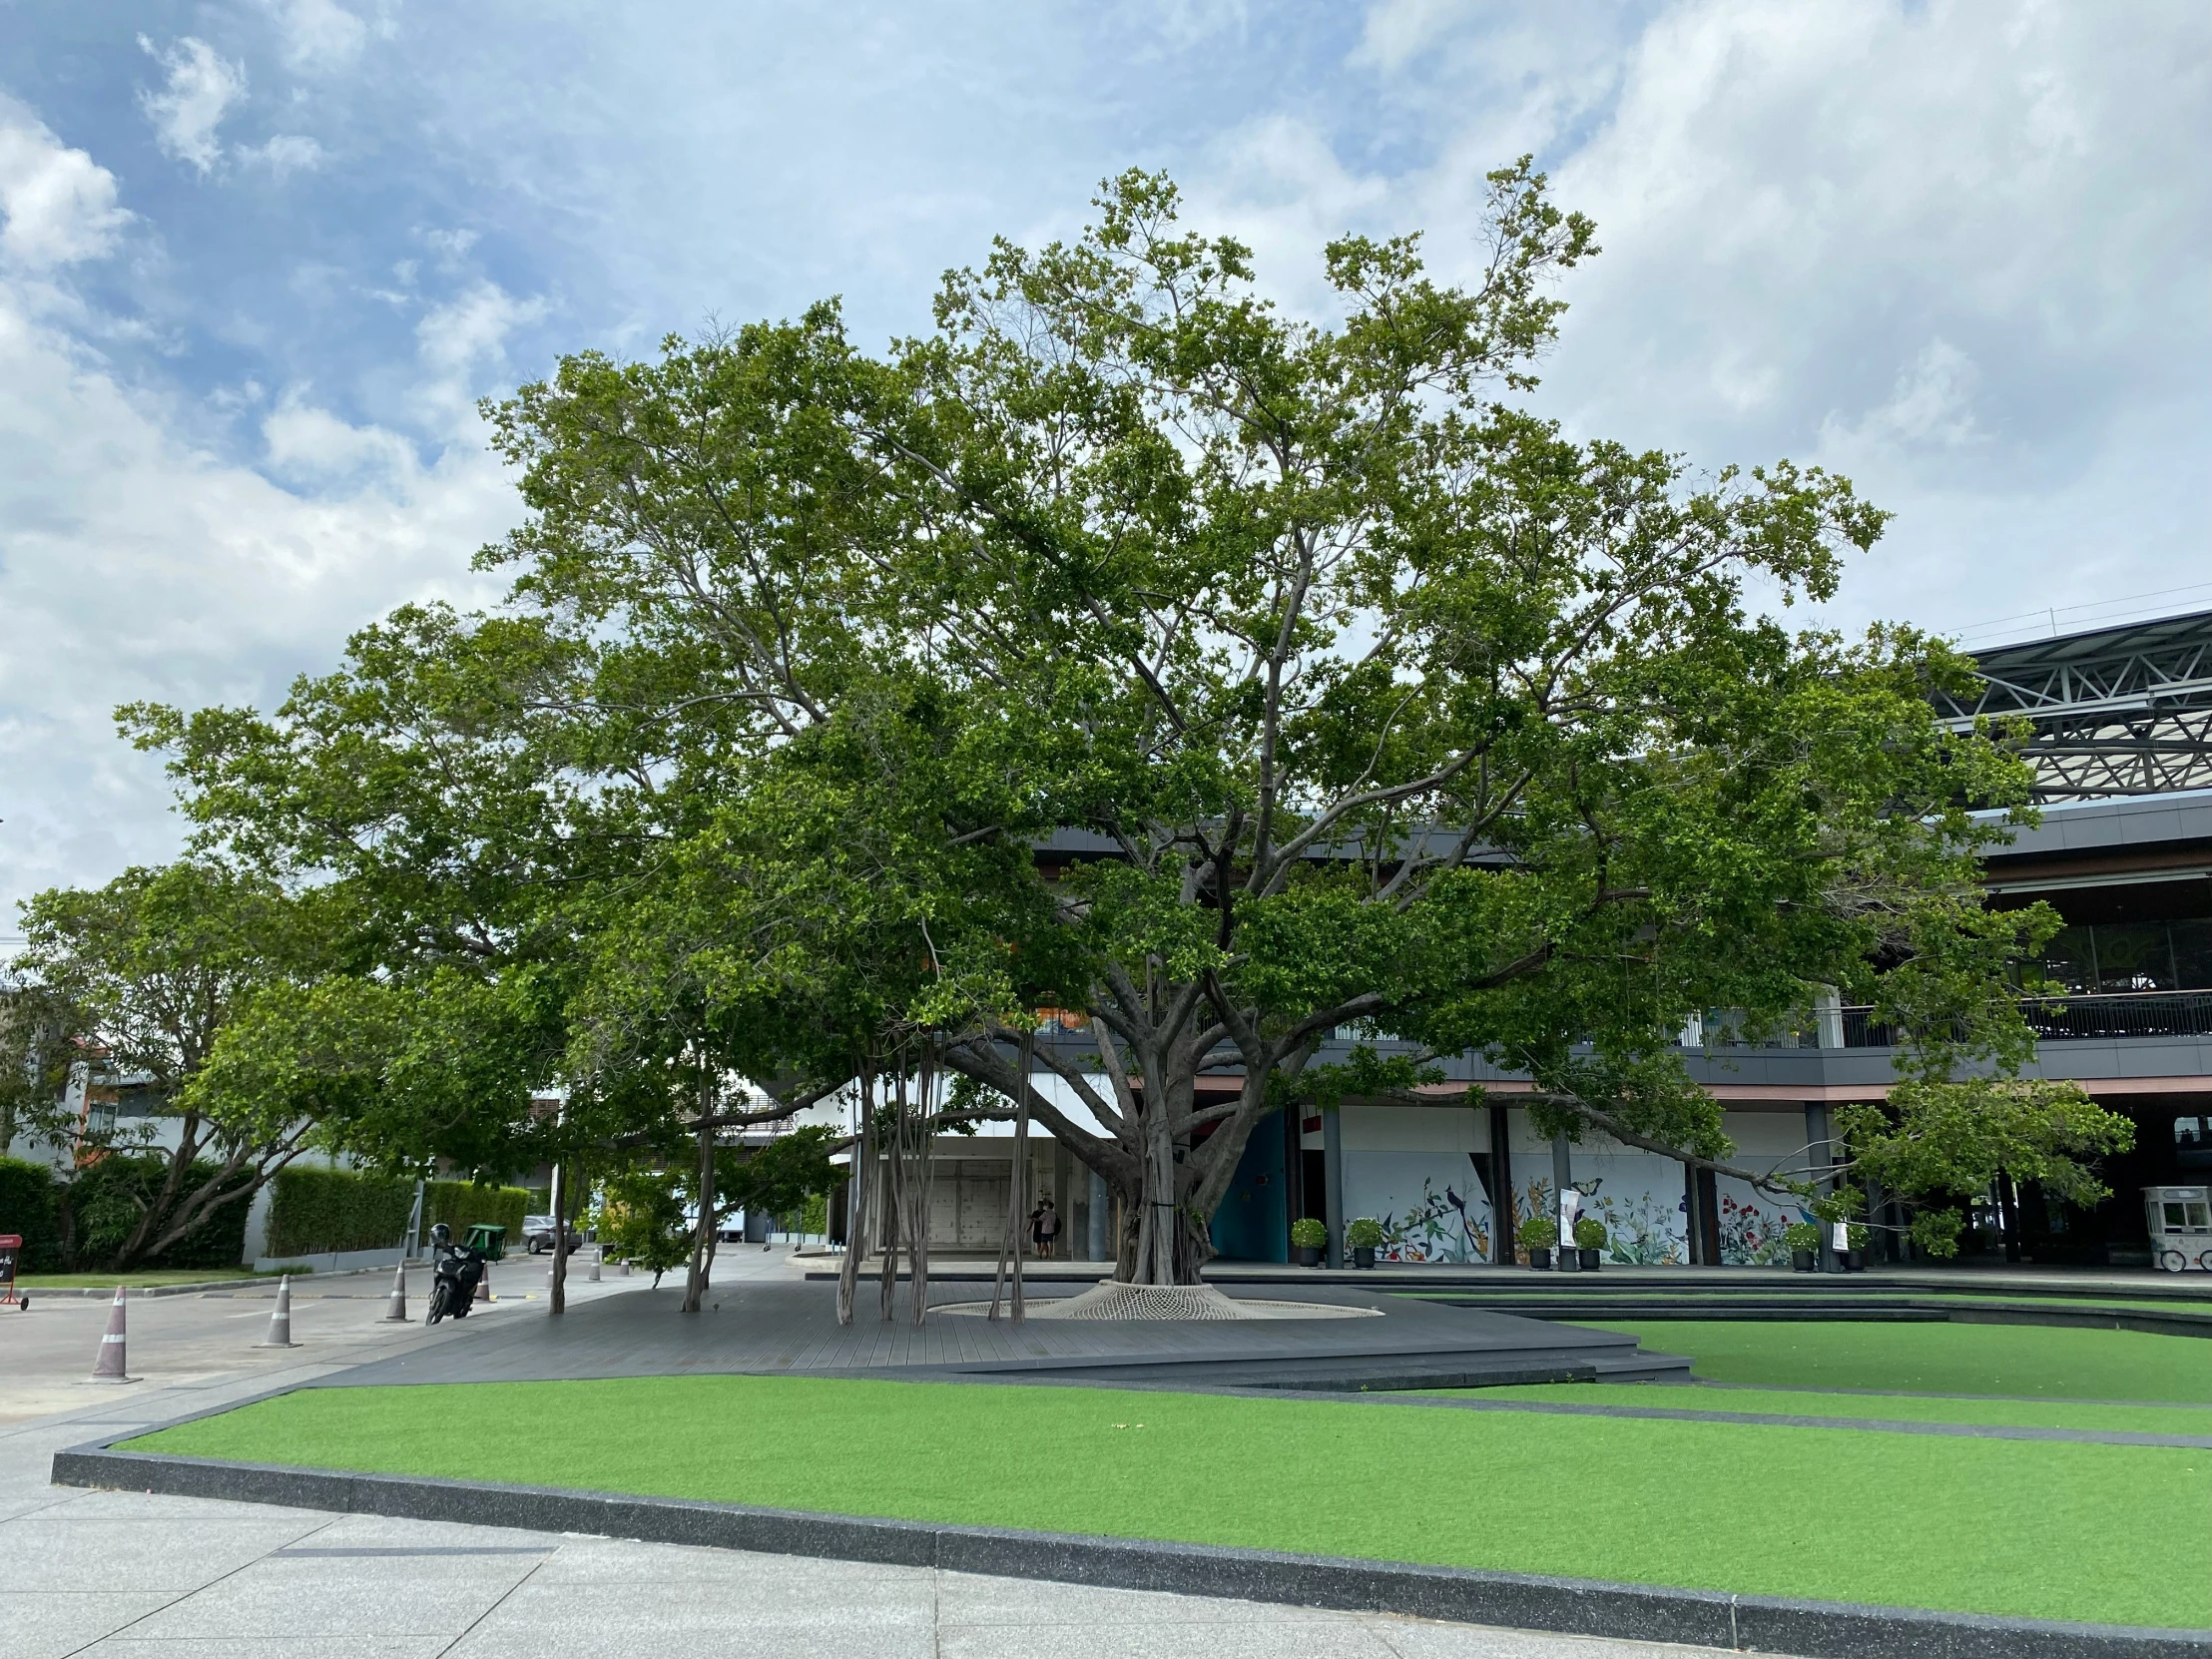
<box><xmin>861</xmin><ymin>608</ymin><xmax>2212</xmax><ymax>1272</ymax></box>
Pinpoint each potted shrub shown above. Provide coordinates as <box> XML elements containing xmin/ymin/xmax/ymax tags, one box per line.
<box><xmin>1518</xmin><ymin>1214</ymin><xmax>1558</xmax><ymax>1270</ymax></box>
<box><xmin>1785</xmin><ymin>1221</ymin><xmax>1820</xmax><ymax>1273</ymax></box>
<box><xmin>1573</xmin><ymin>1216</ymin><xmax>1607</xmax><ymax>1271</ymax></box>
<box><xmin>1345</xmin><ymin>1217</ymin><xmax>1383</xmax><ymax>1269</ymax></box>
<box><xmin>1290</xmin><ymin>1216</ymin><xmax>1328</xmax><ymax>1268</ymax></box>
<box><xmin>1846</xmin><ymin>1222</ymin><xmax>1871</xmax><ymax>1272</ymax></box>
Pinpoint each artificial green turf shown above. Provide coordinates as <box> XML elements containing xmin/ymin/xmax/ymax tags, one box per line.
<box><xmin>1586</xmin><ymin>1320</ymin><xmax>2212</xmax><ymax>1400</ymax></box>
<box><xmin>126</xmin><ymin>1374</ymin><xmax>2210</xmax><ymax>1629</ymax></box>
<box><xmin>1457</xmin><ymin>1382</ymin><xmax>2212</xmax><ymax>1433</ymax></box>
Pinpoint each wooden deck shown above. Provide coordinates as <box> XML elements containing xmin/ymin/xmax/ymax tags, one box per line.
<box><xmin>322</xmin><ymin>1279</ymin><xmax>1690</xmax><ymax>1391</ymax></box>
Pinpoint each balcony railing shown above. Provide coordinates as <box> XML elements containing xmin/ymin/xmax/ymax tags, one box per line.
<box><xmin>1841</xmin><ymin>991</ymin><xmax>2212</xmax><ymax>1048</ymax></box>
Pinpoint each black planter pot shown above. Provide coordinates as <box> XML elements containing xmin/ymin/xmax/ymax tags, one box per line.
<box><xmin>1791</xmin><ymin>1249</ymin><xmax>1817</xmax><ymax>1272</ymax></box>
<box><xmin>1557</xmin><ymin>1248</ymin><xmax>1579</xmax><ymax>1272</ymax></box>
<box><xmin>1296</xmin><ymin>1245</ymin><xmax>1321</xmax><ymax>1268</ymax></box>
<box><xmin>1527</xmin><ymin>1247</ymin><xmax>1552</xmax><ymax>1270</ymax></box>
<box><xmin>1578</xmin><ymin>1247</ymin><xmax>1601</xmax><ymax>1271</ymax></box>
<box><xmin>1351</xmin><ymin>1245</ymin><xmax>1376</xmax><ymax>1269</ymax></box>
<box><xmin>1846</xmin><ymin>1249</ymin><xmax>1867</xmax><ymax>1272</ymax></box>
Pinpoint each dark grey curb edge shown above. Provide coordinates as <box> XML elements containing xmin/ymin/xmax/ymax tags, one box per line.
<box><xmin>51</xmin><ymin>1438</ymin><xmax>2210</xmax><ymax>1659</ymax></box>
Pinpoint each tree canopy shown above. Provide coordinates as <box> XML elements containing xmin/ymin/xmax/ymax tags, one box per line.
<box><xmin>95</xmin><ymin>161</ymin><xmax>2131</xmax><ymax>1283</ymax></box>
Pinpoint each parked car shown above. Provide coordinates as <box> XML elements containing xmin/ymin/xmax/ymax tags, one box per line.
<box><xmin>521</xmin><ymin>1215</ymin><xmax>581</xmax><ymax>1255</ymax></box>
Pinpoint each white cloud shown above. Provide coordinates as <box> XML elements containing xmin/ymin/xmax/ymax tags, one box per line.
<box><xmin>1822</xmin><ymin>338</ymin><xmax>1983</xmax><ymax>457</ymax></box>
<box><xmin>1353</xmin><ymin>0</ymin><xmax>1475</xmax><ymax>74</ymax></box>
<box><xmin>0</xmin><ymin>96</ymin><xmax>131</xmax><ymax>270</ymax></box>
<box><xmin>0</xmin><ymin>92</ymin><xmax>538</xmax><ymax>916</ymax></box>
<box><xmin>261</xmin><ymin>388</ymin><xmax>420</xmax><ymax>482</ymax></box>
<box><xmin>1463</xmin><ymin>0</ymin><xmax>2212</xmax><ymax>637</ymax></box>
<box><xmin>261</xmin><ymin>0</ymin><xmax>370</xmax><ymax>72</ymax></box>
<box><xmin>238</xmin><ymin>134</ymin><xmax>326</xmax><ymax>179</ymax></box>
<box><xmin>0</xmin><ymin>290</ymin><xmax>518</xmax><ymax>918</ymax></box>
<box><xmin>411</xmin><ymin>279</ymin><xmax>550</xmax><ymax>424</ymax></box>
<box><xmin>138</xmin><ymin>36</ymin><xmax>249</xmax><ymax>175</ymax></box>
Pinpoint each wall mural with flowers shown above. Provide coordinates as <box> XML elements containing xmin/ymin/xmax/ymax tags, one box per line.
<box><xmin>1338</xmin><ymin>1126</ymin><xmax>1806</xmax><ymax>1268</ymax></box>
<box><xmin>1343</xmin><ymin>1153</ymin><xmax>1493</xmax><ymax>1263</ymax></box>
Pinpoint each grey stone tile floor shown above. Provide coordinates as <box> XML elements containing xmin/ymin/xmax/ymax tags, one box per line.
<box><xmin>0</xmin><ymin>1249</ymin><xmax>1795</xmax><ymax>1658</ymax></box>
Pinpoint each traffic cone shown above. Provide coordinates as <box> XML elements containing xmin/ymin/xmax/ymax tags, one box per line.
<box><xmin>257</xmin><ymin>1275</ymin><xmax>300</xmax><ymax>1348</ymax></box>
<box><xmin>474</xmin><ymin>1263</ymin><xmax>493</xmax><ymax>1305</ymax></box>
<box><xmin>586</xmin><ymin>1248</ymin><xmax>601</xmax><ymax>1283</ymax></box>
<box><xmin>89</xmin><ymin>1285</ymin><xmax>134</xmax><ymax>1382</ymax></box>
<box><xmin>379</xmin><ymin>1261</ymin><xmax>409</xmax><ymax>1323</ymax></box>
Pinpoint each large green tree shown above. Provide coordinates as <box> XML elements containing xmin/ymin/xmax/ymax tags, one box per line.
<box><xmin>477</xmin><ymin>163</ymin><xmax>2123</xmax><ymax>1281</ymax></box>
<box><xmin>137</xmin><ymin>164</ymin><xmax>2129</xmax><ymax>1285</ymax></box>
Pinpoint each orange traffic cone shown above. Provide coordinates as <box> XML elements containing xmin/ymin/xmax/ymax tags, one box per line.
<box><xmin>379</xmin><ymin>1261</ymin><xmax>409</xmax><ymax>1323</ymax></box>
<box><xmin>89</xmin><ymin>1286</ymin><xmax>134</xmax><ymax>1382</ymax></box>
<box><xmin>256</xmin><ymin>1274</ymin><xmax>300</xmax><ymax>1348</ymax></box>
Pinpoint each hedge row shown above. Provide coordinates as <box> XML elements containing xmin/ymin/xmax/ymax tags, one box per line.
<box><xmin>266</xmin><ymin>1166</ymin><xmax>415</xmax><ymax>1258</ymax></box>
<box><xmin>0</xmin><ymin>1154</ymin><xmax>251</xmax><ymax>1272</ymax></box>
<box><xmin>0</xmin><ymin>1157</ymin><xmax>63</xmax><ymax>1272</ymax></box>
<box><xmin>425</xmin><ymin>1180</ymin><xmax>529</xmax><ymax>1241</ymax></box>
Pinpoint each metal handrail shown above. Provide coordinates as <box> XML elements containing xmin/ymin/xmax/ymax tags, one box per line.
<box><xmin>1840</xmin><ymin>990</ymin><xmax>2212</xmax><ymax>1048</ymax></box>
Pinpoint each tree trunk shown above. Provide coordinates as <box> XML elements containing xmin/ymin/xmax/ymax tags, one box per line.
<box><xmin>836</xmin><ymin>1074</ymin><xmax>871</xmax><ymax>1327</ymax></box>
<box><xmin>682</xmin><ymin>1107</ymin><xmax>716</xmax><ymax>1314</ymax></box>
<box><xmin>877</xmin><ymin>1077</ymin><xmax>903</xmax><ymax>1321</ymax></box>
<box><xmin>909</xmin><ymin>1057</ymin><xmax>937</xmax><ymax>1326</ymax></box>
<box><xmin>945</xmin><ymin>992</ymin><xmax>1302</xmax><ymax>1289</ymax></box>
<box><xmin>549</xmin><ymin>1159</ymin><xmax>567</xmax><ymax>1315</ymax></box>
<box><xmin>989</xmin><ymin>1034</ymin><xmax>1030</xmax><ymax>1323</ymax></box>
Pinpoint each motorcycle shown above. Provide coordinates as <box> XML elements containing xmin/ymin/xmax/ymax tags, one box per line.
<box><xmin>424</xmin><ymin>1224</ymin><xmax>486</xmax><ymax>1324</ymax></box>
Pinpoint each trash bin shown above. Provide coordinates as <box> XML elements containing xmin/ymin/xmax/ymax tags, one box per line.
<box><xmin>464</xmin><ymin>1223</ymin><xmax>509</xmax><ymax>1262</ymax></box>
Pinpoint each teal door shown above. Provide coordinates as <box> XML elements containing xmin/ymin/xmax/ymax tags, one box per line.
<box><xmin>1208</xmin><ymin>1117</ymin><xmax>1288</xmax><ymax>1262</ymax></box>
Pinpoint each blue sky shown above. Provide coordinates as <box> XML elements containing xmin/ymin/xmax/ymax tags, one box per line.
<box><xmin>3</xmin><ymin>1</ymin><xmax>2210</xmax><ymax>918</ymax></box>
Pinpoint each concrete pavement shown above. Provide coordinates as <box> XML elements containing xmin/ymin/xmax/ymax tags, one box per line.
<box><xmin>2</xmin><ymin>1249</ymin><xmax>1793</xmax><ymax>1659</ymax></box>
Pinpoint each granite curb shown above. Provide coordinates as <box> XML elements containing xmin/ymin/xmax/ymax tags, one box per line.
<box><xmin>1422</xmin><ymin>1299</ymin><xmax>2212</xmax><ymax>1340</ymax></box>
<box><xmin>16</xmin><ymin>1268</ymin><xmax>402</xmax><ymax>1300</ymax></box>
<box><xmin>49</xmin><ymin>1429</ymin><xmax>2211</xmax><ymax>1658</ymax></box>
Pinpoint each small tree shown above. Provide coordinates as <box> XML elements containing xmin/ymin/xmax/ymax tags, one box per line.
<box><xmin>11</xmin><ymin>863</ymin><xmax>319</xmax><ymax>1269</ymax></box>
<box><xmin>0</xmin><ymin>981</ymin><xmax>84</xmax><ymax>1159</ymax></box>
<box><xmin>593</xmin><ymin>1167</ymin><xmax>692</xmax><ymax>1287</ymax></box>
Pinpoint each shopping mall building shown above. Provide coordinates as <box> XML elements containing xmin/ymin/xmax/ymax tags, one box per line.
<box><xmin>881</xmin><ymin>606</ymin><xmax>2212</xmax><ymax>1273</ymax></box>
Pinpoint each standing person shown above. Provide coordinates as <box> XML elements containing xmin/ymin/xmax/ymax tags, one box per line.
<box><xmin>1027</xmin><ymin>1201</ymin><xmax>1046</xmax><ymax>1259</ymax></box>
<box><xmin>1039</xmin><ymin>1198</ymin><xmax>1061</xmax><ymax>1260</ymax></box>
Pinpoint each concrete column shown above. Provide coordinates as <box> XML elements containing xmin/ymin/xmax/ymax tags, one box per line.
<box><xmin>1486</xmin><ymin>1104</ymin><xmax>1514</xmax><ymax>1265</ymax></box>
<box><xmin>1551</xmin><ymin>1128</ymin><xmax>1573</xmax><ymax>1260</ymax></box>
<box><xmin>1805</xmin><ymin>1101</ymin><xmax>1840</xmax><ymax>1272</ymax></box>
<box><xmin>1087</xmin><ymin>1166</ymin><xmax>1109</xmax><ymax>1262</ymax></box>
<box><xmin>1323</xmin><ymin>1106</ymin><xmax>1345</xmax><ymax>1270</ymax></box>
<box><xmin>1053</xmin><ymin>1139</ymin><xmax>1073</xmax><ymax>1258</ymax></box>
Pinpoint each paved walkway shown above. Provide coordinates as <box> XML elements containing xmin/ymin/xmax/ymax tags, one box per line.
<box><xmin>322</xmin><ymin>1276</ymin><xmax>1687</xmax><ymax>1390</ymax></box>
<box><xmin>3</xmin><ymin>1250</ymin><xmax>1798</xmax><ymax>1659</ymax></box>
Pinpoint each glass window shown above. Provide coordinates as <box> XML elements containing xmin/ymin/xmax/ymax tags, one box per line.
<box><xmin>2031</xmin><ymin>927</ymin><xmax>2096</xmax><ymax>995</ymax></box>
<box><xmin>2173</xmin><ymin>919</ymin><xmax>2212</xmax><ymax>990</ymax></box>
<box><xmin>2164</xmin><ymin>1202</ymin><xmax>2188</xmax><ymax>1229</ymax></box>
<box><xmin>2179</xmin><ymin>1118</ymin><xmax>2207</xmax><ymax>1148</ymax></box>
<box><xmin>2093</xmin><ymin>923</ymin><xmax>2174</xmax><ymax>993</ymax></box>
<box><xmin>2189</xmin><ymin>1203</ymin><xmax>2211</xmax><ymax>1231</ymax></box>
